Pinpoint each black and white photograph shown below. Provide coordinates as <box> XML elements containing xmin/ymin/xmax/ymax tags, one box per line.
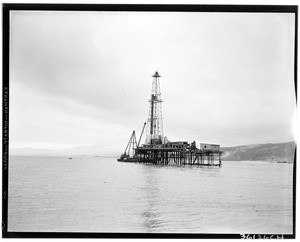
<box><xmin>2</xmin><ymin>3</ymin><xmax>297</xmax><ymax>239</ymax></box>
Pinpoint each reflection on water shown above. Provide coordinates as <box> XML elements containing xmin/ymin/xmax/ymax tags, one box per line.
<box><xmin>141</xmin><ymin>165</ymin><xmax>161</xmax><ymax>232</ymax></box>
<box><xmin>8</xmin><ymin>157</ymin><xmax>293</xmax><ymax>234</ymax></box>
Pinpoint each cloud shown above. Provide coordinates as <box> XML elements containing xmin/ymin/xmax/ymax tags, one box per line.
<box><xmin>9</xmin><ymin>11</ymin><xmax>296</xmax><ymax>152</ymax></box>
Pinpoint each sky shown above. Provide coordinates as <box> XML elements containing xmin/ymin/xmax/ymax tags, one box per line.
<box><xmin>9</xmin><ymin>10</ymin><xmax>296</xmax><ymax>155</ymax></box>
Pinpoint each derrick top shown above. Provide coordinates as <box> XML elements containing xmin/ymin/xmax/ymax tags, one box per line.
<box><xmin>152</xmin><ymin>71</ymin><xmax>161</xmax><ymax>78</ymax></box>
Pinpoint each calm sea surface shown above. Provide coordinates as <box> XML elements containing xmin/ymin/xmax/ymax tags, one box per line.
<box><xmin>8</xmin><ymin>156</ymin><xmax>293</xmax><ymax>234</ymax></box>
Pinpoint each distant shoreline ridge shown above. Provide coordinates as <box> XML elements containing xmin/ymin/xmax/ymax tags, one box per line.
<box><xmin>221</xmin><ymin>141</ymin><xmax>296</xmax><ymax>163</ymax></box>
<box><xmin>9</xmin><ymin>141</ymin><xmax>296</xmax><ymax>162</ymax></box>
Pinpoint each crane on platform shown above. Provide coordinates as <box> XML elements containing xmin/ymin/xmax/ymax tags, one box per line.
<box><xmin>138</xmin><ymin>122</ymin><xmax>147</xmax><ymax>147</ymax></box>
<box><xmin>119</xmin><ymin>131</ymin><xmax>137</xmax><ymax>160</ymax></box>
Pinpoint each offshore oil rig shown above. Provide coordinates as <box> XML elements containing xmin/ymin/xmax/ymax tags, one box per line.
<box><xmin>118</xmin><ymin>71</ymin><xmax>222</xmax><ymax>167</ymax></box>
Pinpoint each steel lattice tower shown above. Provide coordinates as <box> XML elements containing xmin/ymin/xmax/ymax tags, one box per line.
<box><xmin>145</xmin><ymin>71</ymin><xmax>165</xmax><ymax>145</ymax></box>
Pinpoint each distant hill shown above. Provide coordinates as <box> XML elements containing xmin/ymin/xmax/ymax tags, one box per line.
<box><xmin>10</xmin><ymin>141</ymin><xmax>296</xmax><ymax>162</ymax></box>
<box><xmin>221</xmin><ymin>141</ymin><xmax>296</xmax><ymax>162</ymax></box>
<box><xmin>9</xmin><ymin>144</ymin><xmax>119</xmax><ymax>157</ymax></box>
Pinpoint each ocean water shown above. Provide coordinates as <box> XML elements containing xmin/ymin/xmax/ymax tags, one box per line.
<box><xmin>7</xmin><ymin>156</ymin><xmax>293</xmax><ymax>234</ymax></box>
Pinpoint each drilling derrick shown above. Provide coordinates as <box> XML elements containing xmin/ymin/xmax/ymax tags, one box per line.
<box><xmin>145</xmin><ymin>71</ymin><xmax>164</xmax><ymax>145</ymax></box>
<box><xmin>117</xmin><ymin>71</ymin><xmax>222</xmax><ymax>167</ymax></box>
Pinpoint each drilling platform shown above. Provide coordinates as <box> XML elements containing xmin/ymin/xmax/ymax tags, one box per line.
<box><xmin>117</xmin><ymin>71</ymin><xmax>222</xmax><ymax>166</ymax></box>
